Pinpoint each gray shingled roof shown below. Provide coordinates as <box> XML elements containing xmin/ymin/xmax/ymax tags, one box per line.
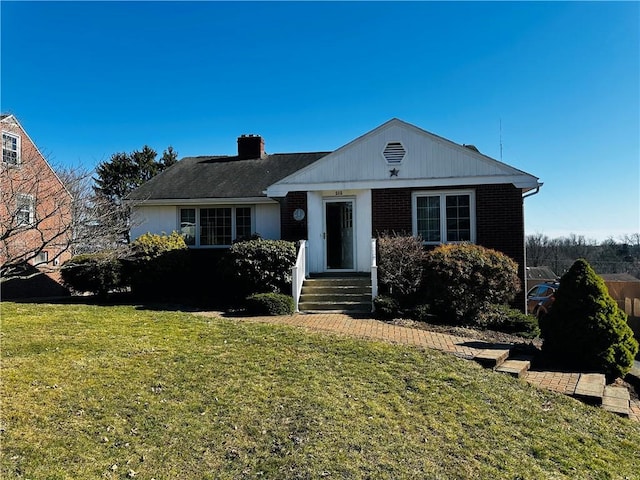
<box><xmin>127</xmin><ymin>152</ymin><xmax>330</xmax><ymax>201</ymax></box>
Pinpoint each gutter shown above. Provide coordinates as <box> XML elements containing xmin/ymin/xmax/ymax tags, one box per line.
<box><xmin>522</xmin><ymin>183</ymin><xmax>543</xmax><ymax>199</ymax></box>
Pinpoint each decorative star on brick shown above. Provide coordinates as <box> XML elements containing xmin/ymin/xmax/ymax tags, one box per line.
<box><xmin>389</xmin><ymin>168</ymin><xmax>399</xmax><ymax>177</ymax></box>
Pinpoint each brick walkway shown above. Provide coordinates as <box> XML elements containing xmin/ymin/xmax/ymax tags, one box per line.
<box><xmin>195</xmin><ymin>311</ymin><xmax>640</xmax><ymax>421</ymax></box>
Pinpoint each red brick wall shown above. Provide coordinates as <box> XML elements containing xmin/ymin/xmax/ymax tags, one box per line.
<box><xmin>1</xmin><ymin>117</ymin><xmax>73</xmax><ymax>293</ymax></box>
<box><xmin>371</xmin><ymin>184</ymin><xmax>527</xmax><ymax>308</ymax></box>
<box><xmin>371</xmin><ymin>188</ymin><xmax>412</xmax><ymax>236</ymax></box>
<box><xmin>279</xmin><ymin>192</ymin><xmax>307</xmax><ymax>241</ymax></box>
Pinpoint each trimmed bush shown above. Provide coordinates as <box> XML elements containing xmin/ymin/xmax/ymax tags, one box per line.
<box><xmin>125</xmin><ymin>231</ymin><xmax>190</xmax><ymax>299</ymax></box>
<box><xmin>540</xmin><ymin>258</ymin><xmax>638</xmax><ymax>380</ymax></box>
<box><xmin>373</xmin><ymin>295</ymin><xmax>401</xmax><ymax>320</ymax></box>
<box><xmin>408</xmin><ymin>303</ymin><xmax>436</xmax><ymax>323</ymax></box>
<box><xmin>476</xmin><ymin>304</ymin><xmax>540</xmax><ymax>339</ymax></box>
<box><xmin>225</xmin><ymin>239</ymin><xmax>297</xmax><ymax>296</ymax></box>
<box><xmin>245</xmin><ymin>293</ymin><xmax>294</xmax><ymax>316</ymax></box>
<box><xmin>422</xmin><ymin>243</ymin><xmax>521</xmax><ymax>324</ymax></box>
<box><xmin>377</xmin><ymin>233</ymin><xmax>426</xmax><ymax>300</ymax></box>
<box><xmin>61</xmin><ymin>253</ymin><xmax>122</xmax><ymax>297</ymax></box>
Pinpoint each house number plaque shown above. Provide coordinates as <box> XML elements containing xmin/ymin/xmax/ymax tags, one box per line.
<box><xmin>335</xmin><ymin>191</ymin><xmax>343</xmax><ymax>196</ymax></box>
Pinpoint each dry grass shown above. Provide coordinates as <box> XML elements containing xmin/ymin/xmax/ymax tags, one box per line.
<box><xmin>2</xmin><ymin>302</ymin><xmax>639</xmax><ymax>479</ymax></box>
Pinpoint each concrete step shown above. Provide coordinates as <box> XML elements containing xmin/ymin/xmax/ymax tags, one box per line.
<box><xmin>300</xmin><ymin>293</ymin><xmax>372</xmax><ymax>303</ymax></box>
<box><xmin>299</xmin><ymin>276</ymin><xmax>372</xmax><ymax>313</ymax></box>
<box><xmin>496</xmin><ymin>357</ymin><xmax>533</xmax><ymax>378</ymax></box>
<box><xmin>298</xmin><ymin>301</ymin><xmax>371</xmax><ymax>312</ymax></box>
<box><xmin>304</xmin><ymin>278</ymin><xmax>371</xmax><ymax>287</ymax></box>
<box><xmin>473</xmin><ymin>348</ymin><xmax>511</xmax><ymax>368</ymax></box>
<box><xmin>601</xmin><ymin>385</ymin><xmax>630</xmax><ymax>417</ymax></box>
<box><xmin>573</xmin><ymin>373</ymin><xmax>606</xmax><ymax>405</ymax></box>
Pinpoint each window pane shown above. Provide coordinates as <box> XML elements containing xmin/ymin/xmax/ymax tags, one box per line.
<box><xmin>200</xmin><ymin>208</ymin><xmax>231</xmax><ymax>245</ymax></box>
<box><xmin>180</xmin><ymin>208</ymin><xmax>196</xmax><ymax>245</ymax></box>
<box><xmin>16</xmin><ymin>195</ymin><xmax>33</xmax><ymax>225</ymax></box>
<box><xmin>235</xmin><ymin>207</ymin><xmax>252</xmax><ymax>241</ymax></box>
<box><xmin>445</xmin><ymin>195</ymin><xmax>471</xmax><ymax>242</ymax></box>
<box><xmin>416</xmin><ymin>196</ymin><xmax>440</xmax><ymax>242</ymax></box>
<box><xmin>3</xmin><ymin>133</ymin><xmax>19</xmax><ymax>165</ymax></box>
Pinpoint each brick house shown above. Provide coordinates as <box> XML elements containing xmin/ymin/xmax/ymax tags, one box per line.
<box><xmin>1</xmin><ymin>114</ymin><xmax>73</xmax><ymax>298</ymax></box>
<box><xmin>128</xmin><ymin>118</ymin><xmax>541</xmax><ymax>309</ymax></box>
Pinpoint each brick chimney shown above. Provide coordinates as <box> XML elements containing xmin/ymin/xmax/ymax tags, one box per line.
<box><xmin>237</xmin><ymin>134</ymin><xmax>265</xmax><ymax>160</ymax></box>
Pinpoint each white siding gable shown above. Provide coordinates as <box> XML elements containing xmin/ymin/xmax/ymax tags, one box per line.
<box><xmin>267</xmin><ymin>118</ymin><xmax>540</xmax><ymax>196</ymax></box>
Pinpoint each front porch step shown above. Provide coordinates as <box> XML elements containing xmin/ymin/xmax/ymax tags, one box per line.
<box><xmin>298</xmin><ymin>276</ymin><xmax>372</xmax><ymax>313</ymax></box>
<box><xmin>297</xmin><ymin>301</ymin><xmax>371</xmax><ymax>312</ymax></box>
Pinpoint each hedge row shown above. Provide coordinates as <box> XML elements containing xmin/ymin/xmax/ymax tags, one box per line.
<box><xmin>61</xmin><ymin>235</ymin><xmax>297</xmax><ymax>308</ymax></box>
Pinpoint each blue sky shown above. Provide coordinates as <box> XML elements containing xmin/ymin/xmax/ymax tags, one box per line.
<box><xmin>1</xmin><ymin>1</ymin><xmax>638</xmax><ymax>242</ymax></box>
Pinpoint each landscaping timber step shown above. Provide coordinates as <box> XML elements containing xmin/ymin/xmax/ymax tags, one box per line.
<box><xmin>496</xmin><ymin>356</ymin><xmax>534</xmax><ymax>378</ymax></box>
<box><xmin>473</xmin><ymin>348</ymin><xmax>511</xmax><ymax>368</ymax></box>
<box><xmin>573</xmin><ymin>373</ymin><xmax>606</xmax><ymax>405</ymax></box>
<box><xmin>601</xmin><ymin>385</ymin><xmax>630</xmax><ymax>417</ymax></box>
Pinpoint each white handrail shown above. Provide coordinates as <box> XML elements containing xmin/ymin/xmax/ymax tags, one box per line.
<box><xmin>371</xmin><ymin>238</ymin><xmax>378</xmax><ymax>312</ymax></box>
<box><xmin>291</xmin><ymin>240</ymin><xmax>307</xmax><ymax>312</ymax></box>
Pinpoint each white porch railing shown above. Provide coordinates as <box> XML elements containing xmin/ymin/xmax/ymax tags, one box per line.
<box><xmin>291</xmin><ymin>240</ymin><xmax>307</xmax><ymax>312</ymax></box>
<box><xmin>371</xmin><ymin>238</ymin><xmax>378</xmax><ymax>312</ymax></box>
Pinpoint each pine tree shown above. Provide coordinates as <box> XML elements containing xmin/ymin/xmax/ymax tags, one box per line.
<box><xmin>540</xmin><ymin>258</ymin><xmax>638</xmax><ymax>380</ymax></box>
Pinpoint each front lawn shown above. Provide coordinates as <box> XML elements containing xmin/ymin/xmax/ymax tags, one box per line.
<box><xmin>2</xmin><ymin>302</ymin><xmax>639</xmax><ymax>479</ymax></box>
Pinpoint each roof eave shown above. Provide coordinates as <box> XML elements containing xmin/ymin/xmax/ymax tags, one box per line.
<box><xmin>267</xmin><ymin>175</ymin><xmax>541</xmax><ymax>197</ymax></box>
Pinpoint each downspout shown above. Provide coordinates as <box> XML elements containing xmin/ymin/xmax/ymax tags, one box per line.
<box><xmin>521</xmin><ymin>182</ymin><xmax>543</xmax><ymax>311</ymax></box>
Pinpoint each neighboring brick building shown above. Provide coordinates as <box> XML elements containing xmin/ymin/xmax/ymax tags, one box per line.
<box><xmin>128</xmin><ymin>118</ymin><xmax>542</xmax><ymax>309</ymax></box>
<box><xmin>1</xmin><ymin>114</ymin><xmax>73</xmax><ymax>298</ymax></box>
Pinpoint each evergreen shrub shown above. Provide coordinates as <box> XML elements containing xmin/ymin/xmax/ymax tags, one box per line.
<box><xmin>245</xmin><ymin>293</ymin><xmax>294</xmax><ymax>316</ymax></box>
<box><xmin>125</xmin><ymin>231</ymin><xmax>190</xmax><ymax>299</ymax></box>
<box><xmin>225</xmin><ymin>239</ymin><xmax>297</xmax><ymax>296</ymax></box>
<box><xmin>61</xmin><ymin>253</ymin><xmax>122</xmax><ymax>297</ymax></box>
<box><xmin>422</xmin><ymin>243</ymin><xmax>520</xmax><ymax>324</ymax></box>
<box><xmin>476</xmin><ymin>304</ymin><xmax>540</xmax><ymax>339</ymax></box>
<box><xmin>373</xmin><ymin>295</ymin><xmax>401</xmax><ymax>320</ymax></box>
<box><xmin>539</xmin><ymin>258</ymin><xmax>638</xmax><ymax>380</ymax></box>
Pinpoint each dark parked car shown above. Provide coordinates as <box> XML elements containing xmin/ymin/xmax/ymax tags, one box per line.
<box><xmin>526</xmin><ymin>281</ymin><xmax>560</xmax><ymax>318</ymax></box>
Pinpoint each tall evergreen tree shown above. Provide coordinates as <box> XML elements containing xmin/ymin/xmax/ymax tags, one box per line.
<box><xmin>539</xmin><ymin>258</ymin><xmax>638</xmax><ymax>380</ymax></box>
<box><xmin>92</xmin><ymin>145</ymin><xmax>178</xmax><ymax>243</ymax></box>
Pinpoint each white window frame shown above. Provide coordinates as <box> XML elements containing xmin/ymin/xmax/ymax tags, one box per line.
<box><xmin>2</xmin><ymin>131</ymin><xmax>21</xmax><ymax>166</ymax></box>
<box><xmin>412</xmin><ymin>190</ymin><xmax>476</xmax><ymax>244</ymax></box>
<box><xmin>178</xmin><ymin>206</ymin><xmax>255</xmax><ymax>248</ymax></box>
<box><xmin>16</xmin><ymin>194</ymin><xmax>35</xmax><ymax>226</ymax></box>
<box><xmin>35</xmin><ymin>251</ymin><xmax>49</xmax><ymax>266</ymax></box>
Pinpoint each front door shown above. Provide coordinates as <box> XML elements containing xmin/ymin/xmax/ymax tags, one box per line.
<box><xmin>324</xmin><ymin>199</ymin><xmax>355</xmax><ymax>271</ymax></box>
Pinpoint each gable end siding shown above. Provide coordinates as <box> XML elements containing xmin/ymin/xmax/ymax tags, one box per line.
<box><xmin>280</xmin><ymin>192</ymin><xmax>308</xmax><ymax>242</ymax></box>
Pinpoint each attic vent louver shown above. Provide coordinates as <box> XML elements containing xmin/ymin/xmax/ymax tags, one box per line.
<box><xmin>383</xmin><ymin>142</ymin><xmax>406</xmax><ymax>164</ymax></box>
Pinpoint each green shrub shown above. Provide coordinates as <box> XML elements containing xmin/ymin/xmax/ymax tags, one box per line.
<box><xmin>408</xmin><ymin>303</ymin><xmax>436</xmax><ymax>323</ymax></box>
<box><xmin>540</xmin><ymin>258</ymin><xmax>638</xmax><ymax>380</ymax></box>
<box><xmin>422</xmin><ymin>243</ymin><xmax>520</xmax><ymax>325</ymax></box>
<box><xmin>225</xmin><ymin>239</ymin><xmax>297</xmax><ymax>295</ymax></box>
<box><xmin>373</xmin><ymin>295</ymin><xmax>401</xmax><ymax>320</ymax></box>
<box><xmin>377</xmin><ymin>233</ymin><xmax>426</xmax><ymax>300</ymax></box>
<box><xmin>476</xmin><ymin>304</ymin><xmax>540</xmax><ymax>339</ymax></box>
<box><xmin>125</xmin><ymin>231</ymin><xmax>190</xmax><ymax>299</ymax></box>
<box><xmin>60</xmin><ymin>253</ymin><xmax>122</xmax><ymax>296</ymax></box>
<box><xmin>245</xmin><ymin>293</ymin><xmax>294</xmax><ymax>316</ymax></box>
